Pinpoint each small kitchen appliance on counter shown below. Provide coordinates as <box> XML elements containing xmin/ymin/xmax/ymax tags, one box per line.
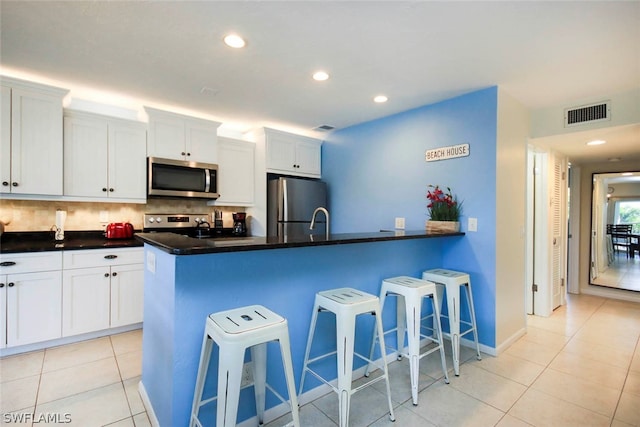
<box><xmin>232</xmin><ymin>212</ymin><xmax>247</xmax><ymax>237</ymax></box>
<box><xmin>54</xmin><ymin>210</ymin><xmax>67</xmax><ymax>241</ymax></box>
<box><xmin>105</xmin><ymin>222</ymin><xmax>134</xmax><ymax>239</ymax></box>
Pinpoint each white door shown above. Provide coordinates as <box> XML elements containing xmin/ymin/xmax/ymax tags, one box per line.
<box><xmin>62</xmin><ymin>267</ymin><xmax>111</xmax><ymax>336</ymax></box>
<box><xmin>551</xmin><ymin>154</ymin><xmax>567</xmax><ymax>309</ymax></box>
<box><xmin>186</xmin><ymin>120</ymin><xmax>218</xmax><ymax>163</ymax></box>
<box><xmin>1</xmin><ymin>85</ymin><xmax>11</xmax><ymax>193</ymax></box>
<box><xmin>266</xmin><ymin>131</ymin><xmax>297</xmax><ymax>173</ymax></box>
<box><xmin>215</xmin><ymin>137</ymin><xmax>255</xmax><ymax>206</ymax></box>
<box><xmin>6</xmin><ymin>271</ymin><xmax>62</xmax><ymax>346</ymax></box>
<box><xmin>110</xmin><ymin>263</ymin><xmax>144</xmax><ymax>327</ymax></box>
<box><xmin>108</xmin><ymin>121</ymin><xmax>147</xmax><ymax>199</ymax></box>
<box><xmin>10</xmin><ymin>87</ymin><xmax>64</xmax><ymax>195</ymax></box>
<box><xmin>296</xmin><ymin>138</ymin><xmax>322</xmax><ymax>176</ymax></box>
<box><xmin>63</xmin><ymin>114</ymin><xmax>108</xmax><ymax>197</ymax></box>
<box><xmin>148</xmin><ymin>114</ymin><xmax>185</xmax><ymax>161</ymax></box>
<box><xmin>0</xmin><ymin>279</ymin><xmax>6</xmax><ymax>349</ymax></box>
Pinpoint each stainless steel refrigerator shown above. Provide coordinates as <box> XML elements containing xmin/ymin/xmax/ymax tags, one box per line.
<box><xmin>267</xmin><ymin>177</ymin><xmax>328</xmax><ymax>237</ymax></box>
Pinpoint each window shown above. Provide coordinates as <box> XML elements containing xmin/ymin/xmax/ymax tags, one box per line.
<box><xmin>615</xmin><ymin>199</ymin><xmax>640</xmax><ymax>233</ymax></box>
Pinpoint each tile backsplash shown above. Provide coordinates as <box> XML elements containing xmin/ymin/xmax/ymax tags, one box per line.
<box><xmin>0</xmin><ymin>199</ymin><xmax>241</xmax><ymax>232</ymax></box>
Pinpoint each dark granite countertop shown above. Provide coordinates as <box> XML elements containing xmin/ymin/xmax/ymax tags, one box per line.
<box><xmin>135</xmin><ymin>230</ymin><xmax>465</xmax><ymax>255</ymax></box>
<box><xmin>0</xmin><ymin>231</ymin><xmax>143</xmax><ymax>253</ymax></box>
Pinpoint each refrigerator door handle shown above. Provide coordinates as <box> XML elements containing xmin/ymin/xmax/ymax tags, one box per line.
<box><xmin>282</xmin><ymin>179</ymin><xmax>288</xmax><ymax>222</ymax></box>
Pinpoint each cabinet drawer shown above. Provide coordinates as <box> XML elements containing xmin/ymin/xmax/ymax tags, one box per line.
<box><xmin>63</xmin><ymin>248</ymin><xmax>144</xmax><ymax>269</ymax></box>
<box><xmin>0</xmin><ymin>252</ymin><xmax>62</xmax><ymax>274</ymax></box>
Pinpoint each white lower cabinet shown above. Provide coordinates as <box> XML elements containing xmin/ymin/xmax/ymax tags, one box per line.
<box><xmin>0</xmin><ymin>248</ymin><xmax>143</xmax><ymax>351</ymax></box>
<box><xmin>6</xmin><ymin>271</ymin><xmax>63</xmax><ymax>347</ymax></box>
<box><xmin>62</xmin><ymin>248</ymin><xmax>144</xmax><ymax>337</ymax></box>
<box><xmin>0</xmin><ymin>252</ymin><xmax>64</xmax><ymax>348</ymax></box>
<box><xmin>62</xmin><ymin>267</ymin><xmax>111</xmax><ymax>336</ymax></box>
<box><xmin>110</xmin><ymin>263</ymin><xmax>144</xmax><ymax>327</ymax></box>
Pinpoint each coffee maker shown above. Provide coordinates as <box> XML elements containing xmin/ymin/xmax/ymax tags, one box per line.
<box><xmin>232</xmin><ymin>212</ymin><xmax>247</xmax><ymax>236</ymax></box>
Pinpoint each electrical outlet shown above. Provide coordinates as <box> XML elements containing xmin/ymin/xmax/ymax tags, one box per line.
<box><xmin>468</xmin><ymin>217</ymin><xmax>478</xmax><ymax>232</ymax></box>
<box><xmin>240</xmin><ymin>362</ymin><xmax>253</xmax><ymax>388</ymax></box>
<box><xmin>395</xmin><ymin>217</ymin><xmax>405</xmax><ymax>229</ymax></box>
<box><xmin>99</xmin><ymin>210</ymin><xmax>109</xmax><ymax>223</ymax></box>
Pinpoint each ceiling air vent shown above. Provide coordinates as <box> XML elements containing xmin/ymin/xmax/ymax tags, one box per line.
<box><xmin>564</xmin><ymin>101</ymin><xmax>610</xmax><ymax>127</ymax></box>
<box><xmin>313</xmin><ymin>124</ymin><xmax>335</xmax><ymax>132</ymax></box>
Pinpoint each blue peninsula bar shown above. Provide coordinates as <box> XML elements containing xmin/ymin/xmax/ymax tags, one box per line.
<box><xmin>135</xmin><ymin>230</ymin><xmax>464</xmax><ymax>426</ymax></box>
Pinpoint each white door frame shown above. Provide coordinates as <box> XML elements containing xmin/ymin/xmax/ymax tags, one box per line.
<box><xmin>567</xmin><ymin>165</ymin><xmax>581</xmax><ymax>294</ymax></box>
<box><xmin>525</xmin><ymin>147</ymin><xmax>535</xmax><ymax>314</ymax></box>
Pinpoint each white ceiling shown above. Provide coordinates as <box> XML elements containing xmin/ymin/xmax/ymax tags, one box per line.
<box><xmin>1</xmin><ymin>1</ymin><xmax>639</xmax><ymax>164</ymax></box>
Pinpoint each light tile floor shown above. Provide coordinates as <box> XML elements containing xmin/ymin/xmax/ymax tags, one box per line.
<box><xmin>1</xmin><ymin>293</ymin><xmax>639</xmax><ymax>427</ymax></box>
<box><xmin>592</xmin><ymin>251</ymin><xmax>640</xmax><ymax>292</ymax></box>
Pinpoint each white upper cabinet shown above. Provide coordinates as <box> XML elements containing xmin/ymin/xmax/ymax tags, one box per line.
<box><xmin>264</xmin><ymin>128</ymin><xmax>321</xmax><ymax>177</ymax></box>
<box><xmin>145</xmin><ymin>107</ymin><xmax>221</xmax><ymax>163</ymax></box>
<box><xmin>64</xmin><ymin>110</ymin><xmax>147</xmax><ymax>201</ymax></box>
<box><xmin>1</xmin><ymin>77</ymin><xmax>68</xmax><ymax>196</ymax></box>
<box><xmin>210</xmin><ymin>137</ymin><xmax>255</xmax><ymax>206</ymax></box>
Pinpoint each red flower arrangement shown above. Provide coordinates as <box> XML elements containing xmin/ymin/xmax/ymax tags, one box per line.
<box><xmin>426</xmin><ymin>185</ymin><xmax>462</xmax><ymax>221</ymax></box>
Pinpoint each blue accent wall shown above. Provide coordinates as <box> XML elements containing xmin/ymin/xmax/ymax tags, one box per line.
<box><xmin>141</xmin><ymin>87</ymin><xmax>501</xmax><ymax>425</ymax></box>
<box><xmin>141</xmin><ymin>237</ymin><xmax>458</xmax><ymax>426</ymax></box>
<box><xmin>322</xmin><ymin>87</ymin><xmax>498</xmax><ymax>348</ymax></box>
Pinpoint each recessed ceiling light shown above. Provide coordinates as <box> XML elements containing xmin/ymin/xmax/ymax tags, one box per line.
<box><xmin>374</xmin><ymin>95</ymin><xmax>388</xmax><ymax>103</ymax></box>
<box><xmin>622</xmin><ymin>172</ymin><xmax>633</xmax><ymax>176</ymax></box>
<box><xmin>312</xmin><ymin>71</ymin><xmax>329</xmax><ymax>81</ymax></box>
<box><xmin>223</xmin><ymin>34</ymin><xmax>246</xmax><ymax>48</ymax></box>
<box><xmin>586</xmin><ymin>139</ymin><xmax>606</xmax><ymax>146</ymax></box>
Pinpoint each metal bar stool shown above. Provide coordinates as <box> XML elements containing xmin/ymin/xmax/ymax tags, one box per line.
<box><xmin>422</xmin><ymin>269</ymin><xmax>481</xmax><ymax>376</ymax></box>
<box><xmin>190</xmin><ymin>305</ymin><xmax>300</xmax><ymax>427</ymax></box>
<box><xmin>365</xmin><ymin>276</ymin><xmax>449</xmax><ymax>406</ymax></box>
<box><xmin>298</xmin><ymin>288</ymin><xmax>395</xmax><ymax>427</ymax></box>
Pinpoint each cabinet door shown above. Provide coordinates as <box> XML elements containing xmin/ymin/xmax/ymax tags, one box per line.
<box><xmin>108</xmin><ymin>121</ymin><xmax>147</xmax><ymax>199</ymax></box>
<box><xmin>9</xmin><ymin>87</ymin><xmax>64</xmax><ymax>195</ymax></box>
<box><xmin>110</xmin><ymin>263</ymin><xmax>144</xmax><ymax>327</ymax></box>
<box><xmin>62</xmin><ymin>267</ymin><xmax>111</xmax><ymax>336</ymax></box>
<box><xmin>1</xmin><ymin>85</ymin><xmax>11</xmax><ymax>192</ymax></box>
<box><xmin>147</xmin><ymin>114</ymin><xmax>185</xmax><ymax>161</ymax></box>
<box><xmin>0</xmin><ymin>281</ymin><xmax>6</xmax><ymax>349</ymax></box>
<box><xmin>296</xmin><ymin>138</ymin><xmax>322</xmax><ymax>176</ymax></box>
<box><xmin>266</xmin><ymin>132</ymin><xmax>297</xmax><ymax>173</ymax></box>
<box><xmin>186</xmin><ymin>120</ymin><xmax>218</xmax><ymax>163</ymax></box>
<box><xmin>214</xmin><ymin>138</ymin><xmax>255</xmax><ymax>206</ymax></box>
<box><xmin>63</xmin><ymin>114</ymin><xmax>109</xmax><ymax>197</ymax></box>
<box><xmin>6</xmin><ymin>271</ymin><xmax>62</xmax><ymax>347</ymax></box>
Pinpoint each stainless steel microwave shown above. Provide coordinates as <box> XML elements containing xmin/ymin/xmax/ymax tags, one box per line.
<box><xmin>147</xmin><ymin>157</ymin><xmax>219</xmax><ymax>199</ymax></box>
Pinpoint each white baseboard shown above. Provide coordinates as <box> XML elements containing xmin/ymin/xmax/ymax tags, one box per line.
<box><xmin>493</xmin><ymin>328</ymin><xmax>526</xmax><ymax>356</ymax></box>
<box><xmin>138</xmin><ymin>381</ymin><xmax>160</xmax><ymax>427</ymax></box>
<box><xmin>0</xmin><ymin>323</ymin><xmax>142</xmax><ymax>357</ymax></box>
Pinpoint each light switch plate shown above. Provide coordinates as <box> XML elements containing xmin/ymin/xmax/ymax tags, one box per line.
<box><xmin>395</xmin><ymin>217</ymin><xmax>405</xmax><ymax>229</ymax></box>
<box><xmin>146</xmin><ymin>251</ymin><xmax>156</xmax><ymax>273</ymax></box>
<box><xmin>468</xmin><ymin>217</ymin><xmax>478</xmax><ymax>232</ymax></box>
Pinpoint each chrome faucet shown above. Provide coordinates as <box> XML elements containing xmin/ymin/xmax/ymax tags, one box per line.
<box><xmin>310</xmin><ymin>207</ymin><xmax>330</xmax><ymax>239</ymax></box>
